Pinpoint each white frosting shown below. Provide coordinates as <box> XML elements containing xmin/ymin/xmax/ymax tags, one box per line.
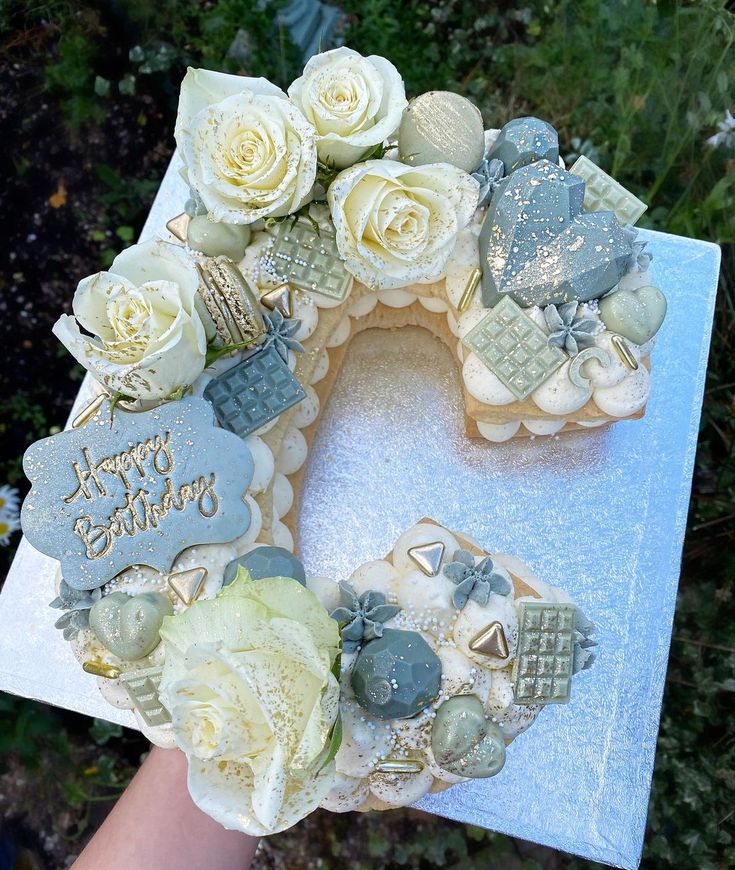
<box><xmin>347</xmin><ymin>559</ymin><xmax>400</xmax><ymax>599</ymax></box>
<box><xmin>369</xmin><ymin>767</ymin><xmax>435</xmax><ymax>807</ymax></box>
<box><xmin>593</xmin><ymin>364</ymin><xmax>650</xmax><ymax>417</ymax></box>
<box><xmin>173</xmin><ymin>543</ymin><xmax>234</xmax><ymax>600</ymax></box>
<box><xmin>377</xmin><ymin>288</ymin><xmax>417</xmax><ymax>308</ymax></box>
<box><xmin>272</xmin><ymin>472</ymin><xmax>294</xmax><ymax>519</ymax></box>
<box><xmin>271</xmin><ymin>520</ymin><xmax>294</xmax><ymax>551</ymax></box>
<box><xmin>347</xmin><ymin>293</ymin><xmax>378</xmax><ymax>318</ymax></box>
<box><xmin>463</xmin><ymin>354</ymin><xmax>516</xmax><ymax>405</ymax></box>
<box><xmin>254</xmin><ymin>416</ymin><xmax>279</xmax><ymax>436</ymax></box>
<box><xmin>444</xmin><ymin>229</ymin><xmax>481</xmax><ymax>311</ymax></box>
<box><xmin>525</xmin><ymin>305</ymin><xmax>547</xmax><ymax>330</ymax></box>
<box><xmin>522</xmin><ymin>418</ymin><xmax>565</xmax><ymax>435</ymax></box>
<box><xmin>290</xmin><ymin>385</ymin><xmax>320</xmax><ymax>429</ymax></box>
<box><xmin>292</xmin><ymin>292</ymin><xmax>319</xmax><ymax>340</ymax></box>
<box><xmin>588</xmin><ymin>332</ymin><xmax>640</xmax><ymax>388</ymax></box>
<box><xmin>244</xmin><ymin>435</ymin><xmax>274</xmax><ymax>494</ymax></box>
<box><xmin>305</xmin><ymin>575</ymin><xmax>343</xmax><ymax>612</ymax></box>
<box><xmin>309</xmin><ymin>349</ymin><xmax>330</xmax><ymax>385</ymax></box>
<box><xmin>456</xmin><ymin>307</ymin><xmax>487</xmax><ymax>340</ymax></box>
<box><xmin>437</xmin><ymin>645</ymin><xmax>492</xmax><ymax>703</ymax></box>
<box><xmin>576</xmin><ymin>420</ymin><xmax>608</xmax><ymax>428</ymax></box>
<box><xmin>485</xmin><ymin>669</ymin><xmax>541</xmax><ymax>741</ymax></box>
<box><xmin>616</xmin><ymin>267</ymin><xmax>652</xmax><ymax>292</ymax></box>
<box><xmin>326</xmin><ymin>315</ymin><xmax>351</xmax><ymax>348</ymax></box>
<box><xmin>276</xmin><ymin>426</ymin><xmax>308</xmax><ymax>475</ymax></box>
<box><xmin>454</xmin><ymin>595</ymin><xmax>518</xmax><ymax>669</ymax></box>
<box><xmin>232</xmin><ymin>497</ymin><xmax>262</xmax><ymax>553</ymax></box>
<box><xmin>392</xmin><ymin>523</ymin><xmax>459</xmax><ymax>575</ymax></box>
<box><xmin>320</xmin><ymin>771</ymin><xmax>369</xmax><ymax>812</ymax></box>
<box><xmin>532</xmin><ymin>361</ymin><xmax>592</xmax><ymax>415</ymax></box>
<box><xmin>476</xmin><ymin>420</ymin><xmax>520</xmax><ymax>442</ymax></box>
<box><xmin>417</xmin><ymin>294</ymin><xmax>449</xmax><ymax>313</ymax></box>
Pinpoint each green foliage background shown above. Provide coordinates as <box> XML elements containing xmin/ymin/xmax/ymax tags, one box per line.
<box><xmin>0</xmin><ymin>0</ymin><xmax>733</xmax><ymax>866</ymax></box>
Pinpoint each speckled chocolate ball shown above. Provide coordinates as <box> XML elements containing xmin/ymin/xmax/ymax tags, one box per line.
<box><xmin>351</xmin><ymin>628</ymin><xmax>442</xmax><ymax>719</ymax></box>
<box><xmin>398</xmin><ymin>91</ymin><xmax>485</xmax><ymax>174</ymax></box>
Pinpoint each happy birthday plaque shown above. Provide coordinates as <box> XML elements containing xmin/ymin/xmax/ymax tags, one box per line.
<box><xmin>21</xmin><ymin>397</ymin><xmax>253</xmax><ymax>590</ymax></box>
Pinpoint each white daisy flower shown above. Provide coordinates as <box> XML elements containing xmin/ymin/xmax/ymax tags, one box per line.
<box><xmin>0</xmin><ymin>485</ymin><xmax>20</xmax><ymax>546</ymax></box>
<box><xmin>706</xmin><ymin>109</ymin><xmax>735</xmax><ymax>150</ymax></box>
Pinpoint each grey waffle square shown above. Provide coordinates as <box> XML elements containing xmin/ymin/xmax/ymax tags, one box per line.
<box><xmin>121</xmin><ymin>667</ymin><xmax>170</xmax><ymax>727</ymax></box>
<box><xmin>570</xmin><ymin>155</ymin><xmax>647</xmax><ymax>225</ymax></box>
<box><xmin>462</xmin><ymin>296</ymin><xmax>566</xmax><ymax>400</ymax></box>
<box><xmin>268</xmin><ymin>219</ymin><xmax>352</xmax><ymax>301</ymax></box>
<box><xmin>513</xmin><ymin>602</ymin><xmax>576</xmax><ymax>705</ymax></box>
<box><xmin>203</xmin><ymin>344</ymin><xmax>306</xmax><ymax>439</ymax></box>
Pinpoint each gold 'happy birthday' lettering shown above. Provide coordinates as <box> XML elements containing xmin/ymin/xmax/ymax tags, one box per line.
<box><xmin>61</xmin><ymin>428</ymin><xmax>224</xmax><ymax>561</ymax></box>
<box><xmin>73</xmin><ymin>474</ymin><xmax>220</xmax><ymax>560</ymax></box>
<box><xmin>63</xmin><ymin>432</ymin><xmax>174</xmax><ymax>503</ymax></box>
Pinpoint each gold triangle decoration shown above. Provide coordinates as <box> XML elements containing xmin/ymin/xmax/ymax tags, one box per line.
<box><xmin>469</xmin><ymin>621</ymin><xmax>509</xmax><ymax>659</ymax></box>
<box><xmin>167</xmin><ymin>567</ymin><xmax>208</xmax><ymax>605</ymax></box>
<box><xmin>166</xmin><ymin>212</ymin><xmax>191</xmax><ymax>244</ymax></box>
<box><xmin>260</xmin><ymin>284</ymin><xmax>293</xmax><ymax>318</ymax></box>
<box><xmin>407</xmin><ymin>541</ymin><xmax>445</xmax><ymax>577</ymax></box>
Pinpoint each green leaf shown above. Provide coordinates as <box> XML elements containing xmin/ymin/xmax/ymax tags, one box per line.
<box><xmin>205</xmin><ymin>336</ymin><xmax>260</xmax><ymax>368</ymax></box>
<box><xmin>317</xmin><ymin>712</ymin><xmax>342</xmax><ymax>772</ymax></box>
<box><xmin>94</xmin><ymin>76</ymin><xmax>110</xmax><ymax>98</ymax></box>
<box><xmin>118</xmin><ymin>74</ymin><xmax>136</xmax><ymax>97</ymax></box>
<box><xmin>89</xmin><ymin>719</ymin><xmax>123</xmax><ymax>746</ymax></box>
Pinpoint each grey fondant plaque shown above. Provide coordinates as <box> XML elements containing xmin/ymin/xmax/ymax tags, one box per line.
<box><xmin>21</xmin><ymin>397</ymin><xmax>253</xmax><ymax>590</ymax></box>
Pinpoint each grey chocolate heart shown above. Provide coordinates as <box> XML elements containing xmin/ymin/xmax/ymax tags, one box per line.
<box><xmin>479</xmin><ymin>160</ymin><xmax>635</xmax><ymax>308</ymax></box>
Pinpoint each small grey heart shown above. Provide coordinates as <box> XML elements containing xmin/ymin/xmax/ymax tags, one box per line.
<box><xmin>599</xmin><ymin>285</ymin><xmax>667</xmax><ymax>345</ymax></box>
<box><xmin>89</xmin><ymin>591</ymin><xmax>172</xmax><ymax>661</ymax></box>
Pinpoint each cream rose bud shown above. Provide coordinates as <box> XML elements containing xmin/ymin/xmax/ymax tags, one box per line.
<box><xmin>52</xmin><ymin>239</ymin><xmax>207</xmax><ymax>400</ymax></box>
<box><xmin>288</xmin><ymin>47</ymin><xmax>407</xmax><ymax>169</ymax></box>
<box><xmin>328</xmin><ymin>159</ymin><xmax>480</xmax><ymax>290</ymax></box>
<box><xmin>175</xmin><ymin>67</ymin><xmax>318</xmax><ymax>224</ymax></box>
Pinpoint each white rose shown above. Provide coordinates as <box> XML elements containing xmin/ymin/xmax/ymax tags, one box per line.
<box><xmin>159</xmin><ymin>573</ymin><xmax>341</xmax><ymax>836</ymax></box>
<box><xmin>288</xmin><ymin>47</ymin><xmax>407</xmax><ymax>169</ymax></box>
<box><xmin>328</xmin><ymin>159</ymin><xmax>479</xmax><ymax>289</ymax></box>
<box><xmin>175</xmin><ymin>68</ymin><xmax>318</xmax><ymax>224</ymax></box>
<box><xmin>52</xmin><ymin>239</ymin><xmax>207</xmax><ymax>400</ymax></box>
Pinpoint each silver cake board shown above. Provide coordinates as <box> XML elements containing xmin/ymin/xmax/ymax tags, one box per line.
<box><xmin>0</xmin><ymin>152</ymin><xmax>720</xmax><ymax>869</ymax></box>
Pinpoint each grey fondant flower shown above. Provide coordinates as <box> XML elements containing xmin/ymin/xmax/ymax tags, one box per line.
<box><xmin>544</xmin><ymin>302</ymin><xmax>600</xmax><ymax>355</ymax></box>
<box><xmin>625</xmin><ymin>238</ymin><xmax>653</xmax><ymax>273</ymax></box>
<box><xmin>472</xmin><ymin>157</ymin><xmax>505</xmax><ymax>207</ymax></box>
<box><xmin>573</xmin><ymin>608</ymin><xmax>597</xmax><ymax>674</ymax></box>
<box><xmin>443</xmin><ymin>549</ymin><xmax>511</xmax><ymax>610</ymax></box>
<box><xmin>260</xmin><ymin>308</ymin><xmax>305</xmax><ymax>363</ymax></box>
<box><xmin>330</xmin><ymin>581</ymin><xmax>401</xmax><ymax>653</ymax></box>
<box><xmin>50</xmin><ymin>579</ymin><xmax>102</xmax><ymax>640</ymax></box>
